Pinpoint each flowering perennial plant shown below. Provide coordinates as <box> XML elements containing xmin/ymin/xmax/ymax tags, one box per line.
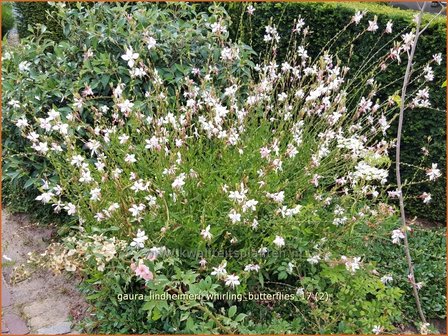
<box><xmin>3</xmin><ymin>2</ymin><xmax>444</xmax><ymax>334</ymax></box>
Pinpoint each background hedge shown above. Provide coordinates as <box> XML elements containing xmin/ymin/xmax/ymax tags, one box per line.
<box><xmin>1</xmin><ymin>2</ymin><xmax>14</xmax><ymax>38</ymax></box>
<box><xmin>13</xmin><ymin>2</ymin><xmax>63</xmax><ymax>41</ymax></box>
<box><xmin>5</xmin><ymin>1</ymin><xmax>446</xmax><ymax>224</ymax></box>
<box><xmin>225</xmin><ymin>2</ymin><xmax>446</xmax><ymax>224</ymax></box>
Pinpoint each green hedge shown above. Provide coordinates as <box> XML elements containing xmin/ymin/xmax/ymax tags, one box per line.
<box><xmin>1</xmin><ymin>2</ymin><xmax>14</xmax><ymax>38</ymax></box>
<box><xmin>13</xmin><ymin>2</ymin><xmax>63</xmax><ymax>40</ymax></box>
<box><xmin>227</xmin><ymin>2</ymin><xmax>446</xmax><ymax>224</ymax></box>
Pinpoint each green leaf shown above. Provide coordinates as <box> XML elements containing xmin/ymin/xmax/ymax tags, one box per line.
<box><xmin>391</xmin><ymin>94</ymin><xmax>402</xmax><ymax>106</ymax></box>
<box><xmin>186</xmin><ymin>316</ymin><xmax>195</xmax><ymax>331</ymax></box>
<box><xmin>228</xmin><ymin>305</ymin><xmax>237</xmax><ymax>318</ymax></box>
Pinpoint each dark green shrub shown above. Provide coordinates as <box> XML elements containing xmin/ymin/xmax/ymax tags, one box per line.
<box><xmin>366</xmin><ymin>226</ymin><xmax>445</xmax><ymax>321</ymax></box>
<box><xmin>13</xmin><ymin>2</ymin><xmax>63</xmax><ymax>41</ymax></box>
<box><xmin>1</xmin><ymin>2</ymin><xmax>14</xmax><ymax>38</ymax></box>
<box><xmin>226</xmin><ymin>2</ymin><xmax>446</xmax><ymax>224</ymax></box>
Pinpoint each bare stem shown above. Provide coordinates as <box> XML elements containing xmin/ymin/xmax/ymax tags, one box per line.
<box><xmin>396</xmin><ymin>2</ymin><xmax>427</xmax><ymax>325</ymax></box>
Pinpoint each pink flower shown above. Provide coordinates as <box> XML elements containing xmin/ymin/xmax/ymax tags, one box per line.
<box><xmin>135</xmin><ymin>263</ymin><xmax>153</xmax><ymax>281</ymax></box>
<box><xmin>260</xmin><ymin>146</ymin><xmax>270</xmax><ymax>159</ymax></box>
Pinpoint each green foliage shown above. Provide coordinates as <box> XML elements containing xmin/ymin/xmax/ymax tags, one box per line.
<box><xmin>72</xmin><ymin>238</ymin><xmax>403</xmax><ymax>334</ymax></box>
<box><xmin>341</xmin><ymin>216</ymin><xmax>446</xmax><ymax>322</ymax></box>
<box><xmin>13</xmin><ymin>1</ymin><xmax>63</xmax><ymax>41</ymax></box>
<box><xmin>2</xmin><ymin>2</ymin><xmax>251</xmax><ymax>221</ymax></box>
<box><xmin>227</xmin><ymin>1</ymin><xmax>446</xmax><ymax>223</ymax></box>
<box><xmin>369</xmin><ymin>227</ymin><xmax>446</xmax><ymax>320</ymax></box>
<box><xmin>1</xmin><ymin>2</ymin><xmax>14</xmax><ymax>38</ymax></box>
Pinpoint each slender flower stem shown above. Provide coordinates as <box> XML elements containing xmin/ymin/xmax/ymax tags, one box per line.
<box><xmin>396</xmin><ymin>3</ymin><xmax>427</xmax><ymax>325</ymax></box>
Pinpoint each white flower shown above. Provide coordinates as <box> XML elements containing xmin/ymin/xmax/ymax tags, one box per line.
<box><xmin>130</xmin><ymin>67</ymin><xmax>147</xmax><ymax>78</ymax></box>
<box><xmin>228</xmin><ymin>209</ymin><xmax>241</xmax><ymax>224</ymax></box>
<box><xmin>211</xmin><ymin>261</ymin><xmax>227</xmax><ymax>279</ymax></box>
<box><xmin>221</xmin><ymin>47</ymin><xmax>239</xmax><ymax>61</ymax></box>
<box><xmin>113</xmin><ymin>83</ymin><xmax>125</xmax><ymax>98</ymax></box>
<box><xmin>420</xmin><ymin>322</ymin><xmax>431</xmax><ymax>335</ymax></box>
<box><xmin>32</xmin><ymin>142</ymin><xmax>49</xmax><ymax>154</ymax></box>
<box><xmin>372</xmin><ymin>325</ymin><xmax>383</xmax><ymax>335</ymax></box>
<box><xmin>172</xmin><ymin>173</ymin><xmax>186</xmax><ymax>190</ymax></box>
<box><xmin>90</xmin><ymin>188</ymin><xmax>101</xmax><ymax>201</ymax></box>
<box><xmin>129</xmin><ymin>203</ymin><xmax>146</xmax><ymax>217</ymax></box>
<box><xmin>307</xmin><ymin>255</ymin><xmax>321</xmax><ymax>265</ymax></box>
<box><xmin>244</xmin><ymin>264</ymin><xmax>260</xmax><ymax>272</ymax></box>
<box><xmin>352</xmin><ymin>11</ymin><xmax>364</xmax><ymax>25</ymax></box>
<box><xmin>287</xmin><ymin>262</ymin><xmax>295</xmax><ymax>273</ymax></box>
<box><xmin>200</xmin><ymin>225</ymin><xmax>213</xmax><ymax>241</ymax></box>
<box><xmin>260</xmin><ymin>146</ymin><xmax>271</xmax><ymax>158</ymax></box>
<box><xmin>267</xmin><ymin>191</ymin><xmax>285</xmax><ymax>203</ymax></box>
<box><xmin>387</xmin><ymin>189</ymin><xmax>401</xmax><ymax>198</ymax></box>
<box><xmin>344</xmin><ymin>256</ymin><xmax>361</xmax><ymax>273</ymax></box>
<box><xmin>224</xmin><ymin>274</ymin><xmax>240</xmax><ymax>288</ymax></box>
<box><xmin>423</xmin><ymin>64</ymin><xmax>434</xmax><ymax>82</ymax></box>
<box><xmin>130</xmin><ymin>179</ymin><xmax>149</xmax><ymax>193</ymax></box>
<box><xmin>121</xmin><ymin>46</ymin><xmax>139</xmax><ymax>68</ymax></box>
<box><xmin>385</xmin><ymin>20</ymin><xmax>393</xmax><ymax>34</ymax></box>
<box><xmin>433</xmin><ymin>53</ymin><xmax>442</xmax><ymax>65</ymax></box>
<box><xmin>294</xmin><ymin>17</ymin><xmax>305</xmax><ymax>32</ymax></box>
<box><xmin>311</xmin><ymin>174</ymin><xmax>321</xmax><ymax>187</ymax></box>
<box><xmin>18</xmin><ymin>61</ymin><xmax>31</xmax><ymax>72</ymax></box>
<box><xmin>26</xmin><ymin>132</ymin><xmax>39</xmax><ymax>142</ymax></box>
<box><xmin>367</xmin><ymin>16</ymin><xmax>378</xmax><ymax>32</ymax></box>
<box><xmin>353</xmin><ymin>161</ymin><xmax>388</xmax><ymax>184</ymax></box>
<box><xmin>247</xmin><ymin>5</ymin><xmax>255</xmax><ymax>15</ymax></box>
<box><xmin>380</xmin><ymin>275</ymin><xmax>393</xmax><ymax>284</ymax></box>
<box><xmin>296</xmin><ymin>287</ymin><xmax>305</xmax><ymax>297</ymax></box>
<box><xmin>130</xmin><ymin>229</ymin><xmax>148</xmax><ymax>249</ymax></box>
<box><xmin>8</xmin><ymin>100</ymin><xmax>20</xmax><ymax>108</ymax></box>
<box><xmin>117</xmin><ymin>100</ymin><xmax>134</xmax><ymax>114</ymax></box>
<box><xmin>211</xmin><ymin>21</ymin><xmax>227</xmax><ymax>35</ymax></box>
<box><xmin>199</xmin><ymin>258</ymin><xmax>207</xmax><ymax>268</ymax></box>
<box><xmin>70</xmin><ymin>155</ymin><xmax>85</xmax><ymax>167</ymax></box>
<box><xmin>273</xmin><ymin>235</ymin><xmax>285</xmax><ymax>248</ymax></box>
<box><xmin>420</xmin><ymin>192</ymin><xmax>432</xmax><ymax>204</ymax></box>
<box><xmin>426</xmin><ymin>163</ymin><xmax>441</xmax><ymax>181</ymax></box>
<box><xmin>15</xmin><ymin>117</ymin><xmax>28</xmax><ymax>128</ymax></box>
<box><xmin>118</xmin><ymin>134</ymin><xmax>129</xmax><ymax>145</ymax></box>
<box><xmin>258</xmin><ymin>247</ymin><xmax>268</xmax><ymax>256</ymax></box>
<box><xmin>242</xmin><ymin>199</ymin><xmax>258</xmax><ymax>212</ymax></box>
<box><xmin>64</xmin><ymin>203</ymin><xmax>76</xmax><ymax>215</ymax></box>
<box><xmin>228</xmin><ymin>185</ymin><xmax>248</xmax><ymax>203</ymax></box>
<box><xmin>401</xmin><ymin>32</ymin><xmax>416</xmax><ymax>49</ymax></box>
<box><xmin>146</xmin><ymin>36</ymin><xmax>157</xmax><ymax>50</ymax></box>
<box><xmin>35</xmin><ymin>191</ymin><xmax>54</xmax><ymax>204</ymax></box>
<box><xmin>125</xmin><ymin>154</ymin><xmax>137</xmax><ymax>164</ymax></box>
<box><xmin>391</xmin><ymin>229</ymin><xmax>405</xmax><ymax>244</ymax></box>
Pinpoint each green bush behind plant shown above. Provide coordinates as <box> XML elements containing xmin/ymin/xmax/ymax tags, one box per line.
<box><xmin>1</xmin><ymin>2</ymin><xmax>14</xmax><ymax>38</ymax></box>
<box><xmin>13</xmin><ymin>1</ymin><xmax>63</xmax><ymax>41</ymax></box>
<box><xmin>226</xmin><ymin>1</ymin><xmax>446</xmax><ymax>224</ymax></box>
<box><xmin>346</xmin><ymin>221</ymin><xmax>446</xmax><ymax>321</ymax></box>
